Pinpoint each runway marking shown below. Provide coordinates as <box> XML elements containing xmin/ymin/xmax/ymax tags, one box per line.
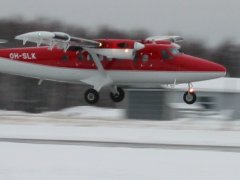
<box><xmin>0</xmin><ymin>138</ymin><xmax>240</xmax><ymax>153</ymax></box>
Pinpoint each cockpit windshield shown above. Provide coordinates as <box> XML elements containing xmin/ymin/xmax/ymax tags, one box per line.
<box><xmin>169</xmin><ymin>48</ymin><xmax>182</xmax><ymax>56</ymax></box>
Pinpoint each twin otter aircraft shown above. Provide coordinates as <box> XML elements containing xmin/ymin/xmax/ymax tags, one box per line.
<box><xmin>0</xmin><ymin>31</ymin><xmax>226</xmax><ymax>104</ymax></box>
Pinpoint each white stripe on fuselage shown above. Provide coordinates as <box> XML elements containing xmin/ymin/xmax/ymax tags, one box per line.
<box><xmin>0</xmin><ymin>57</ymin><xmax>225</xmax><ymax>86</ymax></box>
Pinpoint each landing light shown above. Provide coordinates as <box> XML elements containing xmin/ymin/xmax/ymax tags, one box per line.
<box><xmin>125</xmin><ymin>49</ymin><xmax>129</xmax><ymax>53</ymax></box>
<box><xmin>189</xmin><ymin>88</ymin><xmax>195</xmax><ymax>93</ymax></box>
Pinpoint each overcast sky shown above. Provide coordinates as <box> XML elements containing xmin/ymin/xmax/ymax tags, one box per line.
<box><xmin>1</xmin><ymin>0</ymin><xmax>239</xmax><ymax>46</ymax></box>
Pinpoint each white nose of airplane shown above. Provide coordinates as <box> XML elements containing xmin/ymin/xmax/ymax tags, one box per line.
<box><xmin>134</xmin><ymin>42</ymin><xmax>145</xmax><ymax>51</ymax></box>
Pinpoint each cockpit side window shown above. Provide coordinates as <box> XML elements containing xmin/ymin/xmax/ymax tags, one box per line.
<box><xmin>161</xmin><ymin>50</ymin><xmax>172</xmax><ymax>60</ymax></box>
<box><xmin>170</xmin><ymin>48</ymin><xmax>182</xmax><ymax>55</ymax></box>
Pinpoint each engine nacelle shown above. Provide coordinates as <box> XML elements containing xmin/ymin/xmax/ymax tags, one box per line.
<box><xmin>93</xmin><ymin>39</ymin><xmax>145</xmax><ymax>59</ymax></box>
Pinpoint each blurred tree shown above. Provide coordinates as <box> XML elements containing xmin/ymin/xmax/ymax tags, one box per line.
<box><xmin>180</xmin><ymin>39</ymin><xmax>210</xmax><ymax>59</ymax></box>
<box><xmin>210</xmin><ymin>40</ymin><xmax>240</xmax><ymax>77</ymax></box>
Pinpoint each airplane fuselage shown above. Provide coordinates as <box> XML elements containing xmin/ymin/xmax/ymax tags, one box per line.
<box><xmin>0</xmin><ymin>44</ymin><xmax>225</xmax><ymax>86</ymax></box>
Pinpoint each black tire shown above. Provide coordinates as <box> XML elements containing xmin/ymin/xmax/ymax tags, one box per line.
<box><xmin>183</xmin><ymin>91</ymin><xmax>197</xmax><ymax>104</ymax></box>
<box><xmin>110</xmin><ymin>87</ymin><xmax>125</xmax><ymax>102</ymax></box>
<box><xmin>84</xmin><ymin>89</ymin><xmax>99</xmax><ymax>104</ymax></box>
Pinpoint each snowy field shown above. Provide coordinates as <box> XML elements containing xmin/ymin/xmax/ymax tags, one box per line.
<box><xmin>1</xmin><ymin>142</ymin><xmax>240</xmax><ymax>180</ymax></box>
<box><xmin>0</xmin><ymin>106</ymin><xmax>240</xmax><ymax>180</ymax></box>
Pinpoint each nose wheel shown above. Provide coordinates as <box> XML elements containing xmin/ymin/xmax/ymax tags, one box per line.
<box><xmin>84</xmin><ymin>89</ymin><xmax>99</xmax><ymax>104</ymax></box>
<box><xmin>110</xmin><ymin>87</ymin><xmax>125</xmax><ymax>102</ymax></box>
<box><xmin>183</xmin><ymin>83</ymin><xmax>197</xmax><ymax>104</ymax></box>
<box><xmin>183</xmin><ymin>91</ymin><xmax>197</xmax><ymax>104</ymax></box>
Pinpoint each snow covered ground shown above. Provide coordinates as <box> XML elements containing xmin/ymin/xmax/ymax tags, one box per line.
<box><xmin>1</xmin><ymin>142</ymin><xmax>240</xmax><ymax>180</ymax></box>
<box><xmin>0</xmin><ymin>106</ymin><xmax>125</xmax><ymax>120</ymax></box>
<box><xmin>0</xmin><ymin>106</ymin><xmax>240</xmax><ymax>180</ymax></box>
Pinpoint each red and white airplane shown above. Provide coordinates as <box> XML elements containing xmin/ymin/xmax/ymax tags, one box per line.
<box><xmin>0</xmin><ymin>31</ymin><xmax>226</xmax><ymax>104</ymax></box>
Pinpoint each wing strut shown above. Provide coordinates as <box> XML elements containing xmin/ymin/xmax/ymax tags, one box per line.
<box><xmin>81</xmin><ymin>48</ymin><xmax>113</xmax><ymax>91</ymax></box>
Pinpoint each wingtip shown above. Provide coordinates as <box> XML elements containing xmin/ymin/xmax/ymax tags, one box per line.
<box><xmin>15</xmin><ymin>34</ymin><xmax>25</xmax><ymax>40</ymax></box>
<box><xmin>0</xmin><ymin>39</ymin><xmax>8</xmax><ymax>43</ymax></box>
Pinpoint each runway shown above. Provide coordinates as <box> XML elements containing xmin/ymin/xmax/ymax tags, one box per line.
<box><xmin>1</xmin><ymin>137</ymin><xmax>240</xmax><ymax>153</ymax></box>
<box><xmin>0</xmin><ymin>108</ymin><xmax>240</xmax><ymax>180</ymax></box>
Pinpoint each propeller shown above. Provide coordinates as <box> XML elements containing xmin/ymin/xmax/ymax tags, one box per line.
<box><xmin>132</xmin><ymin>41</ymin><xmax>145</xmax><ymax>60</ymax></box>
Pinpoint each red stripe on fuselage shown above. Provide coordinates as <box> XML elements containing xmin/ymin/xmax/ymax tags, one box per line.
<box><xmin>0</xmin><ymin>46</ymin><xmax>226</xmax><ymax>72</ymax></box>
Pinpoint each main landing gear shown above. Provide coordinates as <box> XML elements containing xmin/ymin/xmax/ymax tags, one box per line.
<box><xmin>183</xmin><ymin>83</ymin><xmax>197</xmax><ymax>104</ymax></box>
<box><xmin>84</xmin><ymin>87</ymin><xmax>125</xmax><ymax>104</ymax></box>
<box><xmin>84</xmin><ymin>89</ymin><xmax>99</xmax><ymax>104</ymax></box>
<box><xmin>110</xmin><ymin>87</ymin><xmax>125</xmax><ymax>102</ymax></box>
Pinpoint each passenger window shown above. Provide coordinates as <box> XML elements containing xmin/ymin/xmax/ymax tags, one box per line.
<box><xmin>133</xmin><ymin>53</ymin><xmax>138</xmax><ymax>63</ymax></box>
<box><xmin>161</xmin><ymin>50</ymin><xmax>172</xmax><ymax>60</ymax></box>
<box><xmin>87</xmin><ymin>54</ymin><xmax>93</xmax><ymax>61</ymax></box>
<box><xmin>78</xmin><ymin>53</ymin><xmax>84</xmax><ymax>61</ymax></box>
<box><xmin>99</xmin><ymin>55</ymin><xmax>104</xmax><ymax>61</ymax></box>
<box><xmin>61</xmin><ymin>54</ymin><xmax>69</xmax><ymax>61</ymax></box>
<box><xmin>106</xmin><ymin>56</ymin><xmax>112</xmax><ymax>61</ymax></box>
<box><xmin>142</xmin><ymin>54</ymin><xmax>149</xmax><ymax>62</ymax></box>
<box><xmin>117</xmin><ymin>42</ymin><xmax>128</xmax><ymax>48</ymax></box>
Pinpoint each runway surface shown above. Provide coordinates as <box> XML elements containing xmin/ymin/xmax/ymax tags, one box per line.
<box><xmin>1</xmin><ymin>137</ymin><xmax>240</xmax><ymax>153</ymax></box>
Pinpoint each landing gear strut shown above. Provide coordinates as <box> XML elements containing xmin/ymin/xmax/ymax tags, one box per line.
<box><xmin>183</xmin><ymin>83</ymin><xmax>197</xmax><ymax>104</ymax></box>
<box><xmin>110</xmin><ymin>87</ymin><xmax>125</xmax><ymax>102</ymax></box>
<box><xmin>84</xmin><ymin>89</ymin><xmax>99</xmax><ymax>104</ymax></box>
